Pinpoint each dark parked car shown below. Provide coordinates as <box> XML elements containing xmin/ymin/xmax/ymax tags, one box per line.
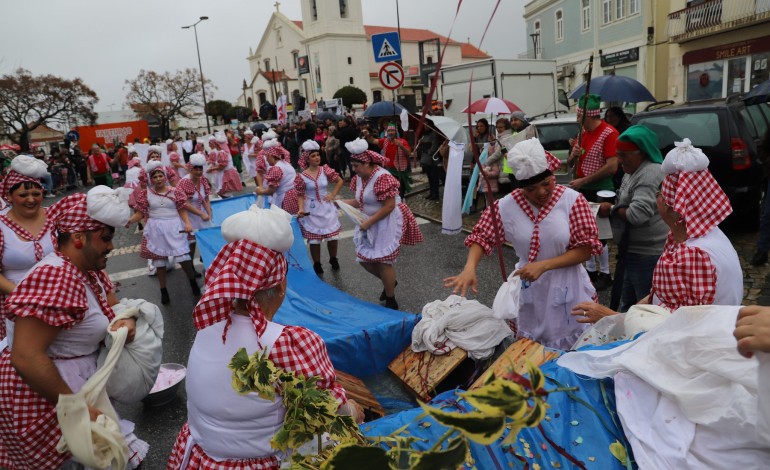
<box><xmin>631</xmin><ymin>97</ymin><xmax>770</xmax><ymax>224</ymax></box>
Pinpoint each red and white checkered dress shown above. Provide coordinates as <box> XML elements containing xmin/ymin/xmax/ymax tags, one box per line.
<box><xmin>176</xmin><ymin>176</ymin><xmax>213</xmax><ymax>239</ymax></box>
<box><xmin>0</xmin><ymin>254</ymin><xmax>116</xmax><ymax>469</ymax></box>
<box><xmin>217</xmin><ymin>150</ymin><xmax>244</xmax><ymax>195</ymax></box>
<box><xmin>350</xmin><ymin>169</ymin><xmax>423</xmax><ymax>263</ymax></box>
<box><xmin>167</xmin><ymin>240</ymin><xmax>345</xmax><ymax>469</ymax></box>
<box><xmin>0</xmin><ymin>196</ymin><xmax>72</xmax><ymax>339</ymax></box>
<box><xmin>134</xmin><ymin>187</ymin><xmax>189</xmax><ymax>260</ymax></box>
<box><xmin>650</xmin><ymin>168</ymin><xmax>741</xmax><ymax>310</ymax></box>
<box><xmin>265</xmin><ymin>162</ymin><xmax>298</xmax><ymax>215</ymax></box>
<box><xmin>465</xmin><ymin>186</ymin><xmax>601</xmax><ymax>349</ymax></box>
<box><xmin>295</xmin><ymin>165</ymin><xmax>341</xmax><ymax>241</ymax></box>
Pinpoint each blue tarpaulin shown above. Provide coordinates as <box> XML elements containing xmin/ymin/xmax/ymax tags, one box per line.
<box><xmin>195</xmin><ymin>196</ymin><xmax>418</xmax><ymax>377</ymax></box>
<box><xmin>361</xmin><ymin>357</ymin><xmax>634</xmax><ymax>469</ymax></box>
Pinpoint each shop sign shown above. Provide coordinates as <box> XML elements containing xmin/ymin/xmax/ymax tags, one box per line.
<box><xmin>601</xmin><ymin>47</ymin><xmax>639</xmax><ymax>67</ymax></box>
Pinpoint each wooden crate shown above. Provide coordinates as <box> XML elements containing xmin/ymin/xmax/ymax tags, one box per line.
<box><xmin>335</xmin><ymin>370</ymin><xmax>385</xmax><ymax>420</ymax></box>
<box><xmin>388</xmin><ymin>347</ymin><xmax>468</xmax><ymax>401</ymax></box>
<box><xmin>469</xmin><ymin>338</ymin><xmax>559</xmax><ymax>390</ymax></box>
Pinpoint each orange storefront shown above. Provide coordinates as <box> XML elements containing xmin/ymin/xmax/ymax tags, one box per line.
<box><xmin>74</xmin><ymin>120</ymin><xmax>150</xmax><ymax>153</ymax></box>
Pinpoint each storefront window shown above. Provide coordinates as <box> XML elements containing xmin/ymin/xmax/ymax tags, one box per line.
<box><xmin>727</xmin><ymin>57</ymin><xmax>747</xmax><ymax>94</ymax></box>
<box><xmin>751</xmin><ymin>52</ymin><xmax>770</xmax><ymax>89</ymax></box>
<box><xmin>686</xmin><ymin>60</ymin><xmax>724</xmax><ymax>101</ymax></box>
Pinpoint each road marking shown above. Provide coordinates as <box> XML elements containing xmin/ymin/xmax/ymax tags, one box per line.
<box><xmin>107</xmin><ymin>218</ymin><xmax>429</xmax><ymax>282</ymax></box>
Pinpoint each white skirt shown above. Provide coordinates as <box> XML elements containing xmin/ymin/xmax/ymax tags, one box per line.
<box><xmin>144</xmin><ymin>217</ymin><xmax>189</xmax><ymax>257</ymax></box>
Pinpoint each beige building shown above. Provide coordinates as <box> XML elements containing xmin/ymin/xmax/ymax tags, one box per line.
<box><xmin>665</xmin><ymin>0</ymin><xmax>770</xmax><ymax>103</ymax></box>
<box><xmin>238</xmin><ymin>0</ymin><xmax>488</xmax><ymax>113</ymax></box>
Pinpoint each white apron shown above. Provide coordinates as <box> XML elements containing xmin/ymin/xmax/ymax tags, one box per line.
<box><xmin>144</xmin><ymin>191</ymin><xmax>189</xmax><ymax>258</ymax></box>
<box><xmin>182</xmin><ymin>316</ymin><xmax>286</xmax><ymax>465</ymax></box>
<box><xmin>244</xmin><ymin>144</ymin><xmax>258</xmax><ymax>178</ymax></box>
<box><xmin>353</xmin><ymin>168</ymin><xmax>403</xmax><ymax>262</ymax></box>
<box><xmin>271</xmin><ymin>160</ymin><xmax>296</xmax><ymax>210</ymax></box>
<box><xmin>497</xmin><ymin>189</ymin><xmax>594</xmax><ymax>349</ymax></box>
<box><xmin>299</xmin><ymin>169</ymin><xmax>340</xmax><ymax>237</ymax></box>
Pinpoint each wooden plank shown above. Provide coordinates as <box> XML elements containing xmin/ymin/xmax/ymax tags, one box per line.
<box><xmin>388</xmin><ymin>346</ymin><xmax>468</xmax><ymax>401</ymax></box>
<box><xmin>335</xmin><ymin>370</ymin><xmax>385</xmax><ymax>419</ymax></box>
<box><xmin>469</xmin><ymin>338</ymin><xmax>560</xmax><ymax>390</ymax></box>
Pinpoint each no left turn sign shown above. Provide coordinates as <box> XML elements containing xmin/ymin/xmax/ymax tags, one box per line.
<box><xmin>379</xmin><ymin>61</ymin><xmax>404</xmax><ymax>90</ymax></box>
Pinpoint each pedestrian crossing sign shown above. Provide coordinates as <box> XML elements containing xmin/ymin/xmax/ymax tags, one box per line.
<box><xmin>372</xmin><ymin>31</ymin><xmax>402</xmax><ymax>63</ymax></box>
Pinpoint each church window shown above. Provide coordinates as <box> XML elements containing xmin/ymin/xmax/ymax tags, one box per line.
<box><xmin>311</xmin><ymin>0</ymin><xmax>318</xmax><ymax>21</ymax></box>
<box><xmin>373</xmin><ymin>90</ymin><xmax>382</xmax><ymax>102</ymax></box>
<box><xmin>264</xmin><ymin>58</ymin><xmax>271</xmax><ymax>71</ymax></box>
<box><xmin>349</xmin><ymin>77</ymin><xmax>354</xmax><ymax>85</ymax></box>
<box><xmin>293</xmin><ymin>51</ymin><xmax>300</xmax><ymax>69</ymax></box>
<box><xmin>348</xmin><ymin>57</ymin><xmax>352</xmax><ymax>65</ymax></box>
<box><xmin>339</xmin><ymin>0</ymin><xmax>348</xmax><ymax>18</ymax></box>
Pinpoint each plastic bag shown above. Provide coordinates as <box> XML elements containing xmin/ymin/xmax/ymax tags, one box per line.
<box><xmin>491</xmin><ymin>273</ymin><xmax>522</xmax><ymax>320</ymax></box>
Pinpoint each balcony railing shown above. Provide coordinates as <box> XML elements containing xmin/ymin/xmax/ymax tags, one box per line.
<box><xmin>667</xmin><ymin>0</ymin><xmax>770</xmax><ymax>42</ymax></box>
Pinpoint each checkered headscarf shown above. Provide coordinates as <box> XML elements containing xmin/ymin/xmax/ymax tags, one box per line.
<box><xmin>55</xmin><ymin>187</ymin><xmax>131</xmax><ymax>234</ymax></box>
<box><xmin>299</xmin><ymin>140</ymin><xmax>320</xmax><ymax>170</ymax></box>
<box><xmin>1</xmin><ymin>155</ymin><xmax>47</xmax><ymax>202</ymax></box>
<box><xmin>660</xmin><ymin>139</ymin><xmax>732</xmax><ymax>239</ymax></box>
<box><xmin>192</xmin><ymin>239</ymin><xmax>288</xmax><ymax>342</ymax></box>
<box><xmin>262</xmin><ymin>140</ymin><xmax>288</xmax><ymax>160</ymax></box>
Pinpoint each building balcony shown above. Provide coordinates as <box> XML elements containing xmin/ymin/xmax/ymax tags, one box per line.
<box><xmin>668</xmin><ymin>0</ymin><xmax>770</xmax><ymax>42</ymax></box>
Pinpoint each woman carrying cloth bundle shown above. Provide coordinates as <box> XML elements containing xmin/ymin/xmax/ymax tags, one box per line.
<box><xmin>0</xmin><ymin>187</ymin><xmax>148</xmax><ymax>469</ymax></box>
<box><xmin>445</xmin><ymin>138</ymin><xmax>602</xmax><ymax>349</ymax></box>
<box><xmin>339</xmin><ymin>138</ymin><xmax>423</xmax><ymax>310</ymax></box>
<box><xmin>175</xmin><ymin>152</ymin><xmax>214</xmax><ymax>264</ymax></box>
<box><xmin>166</xmin><ymin>205</ymin><xmax>362</xmax><ymax>469</ymax></box>
<box><xmin>295</xmin><ymin>140</ymin><xmax>344</xmax><ymax>275</ymax></box>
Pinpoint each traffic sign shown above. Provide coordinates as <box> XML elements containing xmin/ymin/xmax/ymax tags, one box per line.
<box><xmin>371</xmin><ymin>31</ymin><xmax>402</xmax><ymax>63</ymax></box>
<box><xmin>379</xmin><ymin>62</ymin><xmax>405</xmax><ymax>90</ymax></box>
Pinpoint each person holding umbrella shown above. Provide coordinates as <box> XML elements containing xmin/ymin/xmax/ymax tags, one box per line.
<box><xmin>568</xmin><ymin>94</ymin><xmax>619</xmax><ymax>291</ymax></box>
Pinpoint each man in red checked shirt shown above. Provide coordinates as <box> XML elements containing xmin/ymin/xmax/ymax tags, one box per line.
<box><xmin>568</xmin><ymin>94</ymin><xmax>619</xmax><ymax>291</ymax></box>
<box><xmin>378</xmin><ymin>123</ymin><xmax>411</xmax><ymax>198</ymax></box>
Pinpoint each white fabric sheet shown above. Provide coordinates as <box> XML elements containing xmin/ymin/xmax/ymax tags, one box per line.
<box><xmin>441</xmin><ymin>141</ymin><xmax>464</xmax><ymax>235</ymax></box>
<box><xmin>558</xmin><ymin>306</ymin><xmax>770</xmax><ymax>469</ymax></box>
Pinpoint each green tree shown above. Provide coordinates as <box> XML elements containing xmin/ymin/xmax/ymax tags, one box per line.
<box><xmin>333</xmin><ymin>86</ymin><xmax>367</xmax><ymax>108</ymax></box>
<box><xmin>206</xmin><ymin>99</ymin><xmax>232</xmax><ymax>122</ymax></box>
<box><xmin>225</xmin><ymin>106</ymin><xmax>251</xmax><ymax>122</ymax></box>
<box><xmin>0</xmin><ymin>68</ymin><xmax>98</xmax><ymax>151</ymax></box>
<box><xmin>125</xmin><ymin>68</ymin><xmax>214</xmax><ymax>139</ymax></box>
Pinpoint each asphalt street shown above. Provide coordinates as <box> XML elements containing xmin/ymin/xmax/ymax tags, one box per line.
<box><xmin>105</xmin><ymin>186</ymin><xmax>519</xmax><ymax>468</ymax></box>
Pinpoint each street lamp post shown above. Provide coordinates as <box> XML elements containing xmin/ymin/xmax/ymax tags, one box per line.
<box><xmin>182</xmin><ymin>16</ymin><xmax>211</xmax><ymax>134</ymax></box>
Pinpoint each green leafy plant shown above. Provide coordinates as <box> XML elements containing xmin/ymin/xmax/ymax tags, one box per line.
<box><xmin>230</xmin><ymin>348</ymin><xmax>576</xmax><ymax>469</ymax></box>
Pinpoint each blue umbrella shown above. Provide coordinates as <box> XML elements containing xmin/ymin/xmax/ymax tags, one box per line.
<box><xmin>363</xmin><ymin>101</ymin><xmax>406</xmax><ymax>118</ymax></box>
<box><xmin>742</xmin><ymin>79</ymin><xmax>770</xmax><ymax>105</ymax></box>
<box><xmin>568</xmin><ymin>75</ymin><xmax>655</xmax><ymax>103</ymax></box>
<box><xmin>250</xmin><ymin>123</ymin><xmax>269</xmax><ymax>132</ymax></box>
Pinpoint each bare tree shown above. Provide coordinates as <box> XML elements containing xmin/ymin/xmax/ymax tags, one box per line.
<box><xmin>125</xmin><ymin>69</ymin><xmax>214</xmax><ymax>138</ymax></box>
<box><xmin>0</xmin><ymin>68</ymin><xmax>98</xmax><ymax>151</ymax></box>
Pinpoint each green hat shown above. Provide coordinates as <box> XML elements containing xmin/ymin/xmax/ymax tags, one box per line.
<box><xmin>617</xmin><ymin>125</ymin><xmax>663</xmax><ymax>164</ymax></box>
<box><xmin>577</xmin><ymin>94</ymin><xmax>602</xmax><ymax>113</ymax></box>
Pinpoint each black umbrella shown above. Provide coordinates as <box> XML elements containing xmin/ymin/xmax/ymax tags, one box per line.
<box><xmin>251</xmin><ymin>123</ymin><xmax>269</xmax><ymax>132</ymax></box>
<box><xmin>569</xmin><ymin>74</ymin><xmax>655</xmax><ymax>103</ymax></box>
<box><xmin>363</xmin><ymin>101</ymin><xmax>406</xmax><ymax>118</ymax></box>
<box><xmin>316</xmin><ymin>111</ymin><xmax>339</xmax><ymax>122</ymax></box>
<box><xmin>742</xmin><ymin>79</ymin><xmax>770</xmax><ymax>105</ymax></box>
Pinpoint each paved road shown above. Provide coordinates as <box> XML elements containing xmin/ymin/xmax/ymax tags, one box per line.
<box><xmin>41</xmin><ymin>173</ymin><xmax>770</xmax><ymax>467</ymax></box>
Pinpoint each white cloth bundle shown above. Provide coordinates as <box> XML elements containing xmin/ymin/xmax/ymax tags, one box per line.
<box><xmin>221</xmin><ymin>204</ymin><xmax>294</xmax><ymax>252</ymax></box>
<box><xmin>412</xmin><ymin>295</ymin><xmax>513</xmax><ymax>360</ymax></box>
<box><xmin>87</xmin><ymin>186</ymin><xmax>131</xmax><ymax>228</ymax></box>
<box><xmin>11</xmin><ymin>154</ymin><xmax>50</xmax><ymax>178</ymax></box>
<box><xmin>97</xmin><ymin>299</ymin><xmax>164</xmax><ymax>403</ymax></box>
<box><xmin>335</xmin><ymin>199</ymin><xmax>368</xmax><ymax>226</ymax></box>
<box><xmin>56</xmin><ymin>312</ymin><xmax>133</xmax><ymax>469</ymax></box>
<box><xmin>558</xmin><ymin>305</ymin><xmax>770</xmax><ymax>468</ymax></box>
<box><xmin>491</xmin><ymin>273</ymin><xmax>522</xmax><ymax>320</ymax></box>
<box><xmin>571</xmin><ymin>304</ymin><xmax>671</xmax><ymax>348</ymax></box>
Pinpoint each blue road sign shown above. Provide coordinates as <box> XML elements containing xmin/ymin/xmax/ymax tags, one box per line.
<box><xmin>371</xmin><ymin>31</ymin><xmax>402</xmax><ymax>63</ymax></box>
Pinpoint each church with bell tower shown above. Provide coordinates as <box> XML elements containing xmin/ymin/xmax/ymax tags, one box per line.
<box><xmin>239</xmin><ymin>0</ymin><xmax>489</xmax><ymax>113</ymax></box>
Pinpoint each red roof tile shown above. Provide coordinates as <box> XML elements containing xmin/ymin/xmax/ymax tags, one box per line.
<box><xmin>289</xmin><ymin>21</ymin><xmax>489</xmax><ymax>59</ymax></box>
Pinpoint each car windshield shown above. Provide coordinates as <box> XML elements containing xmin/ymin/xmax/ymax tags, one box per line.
<box><xmin>633</xmin><ymin>111</ymin><xmax>722</xmax><ymax>150</ymax></box>
<box><xmin>537</xmin><ymin>122</ymin><xmax>579</xmax><ymax>151</ymax></box>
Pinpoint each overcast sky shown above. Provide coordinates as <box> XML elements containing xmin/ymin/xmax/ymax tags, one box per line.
<box><xmin>1</xmin><ymin>0</ymin><xmax>527</xmax><ymax>113</ymax></box>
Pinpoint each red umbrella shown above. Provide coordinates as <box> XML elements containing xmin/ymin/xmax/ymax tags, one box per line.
<box><xmin>461</xmin><ymin>97</ymin><xmax>521</xmax><ymax>114</ymax></box>
<box><xmin>0</xmin><ymin>144</ymin><xmax>20</xmax><ymax>151</ymax></box>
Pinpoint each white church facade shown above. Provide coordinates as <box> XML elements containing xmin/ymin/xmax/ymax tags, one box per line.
<box><xmin>237</xmin><ymin>0</ymin><xmax>489</xmax><ymax>113</ymax></box>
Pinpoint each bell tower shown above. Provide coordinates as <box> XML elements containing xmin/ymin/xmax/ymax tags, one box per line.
<box><xmin>299</xmin><ymin>0</ymin><xmax>372</xmax><ymax>102</ymax></box>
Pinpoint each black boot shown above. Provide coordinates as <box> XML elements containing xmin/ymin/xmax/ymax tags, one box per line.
<box><xmin>384</xmin><ymin>296</ymin><xmax>399</xmax><ymax>310</ymax></box>
<box><xmin>379</xmin><ymin>280</ymin><xmax>398</xmax><ymax>301</ymax></box>
<box><xmin>160</xmin><ymin>288</ymin><xmax>170</xmax><ymax>304</ymax></box>
<box><xmin>329</xmin><ymin>257</ymin><xmax>340</xmax><ymax>271</ymax></box>
<box><xmin>190</xmin><ymin>279</ymin><xmax>201</xmax><ymax>296</ymax></box>
<box><xmin>313</xmin><ymin>262</ymin><xmax>324</xmax><ymax>274</ymax></box>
